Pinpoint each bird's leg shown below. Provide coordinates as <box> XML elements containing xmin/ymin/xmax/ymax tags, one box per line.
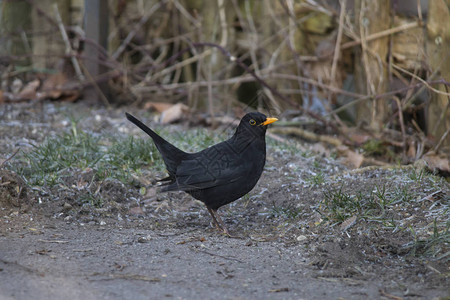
<box><xmin>207</xmin><ymin>207</ymin><xmax>231</xmax><ymax>237</ymax></box>
<box><xmin>207</xmin><ymin>207</ymin><xmax>222</xmax><ymax>231</ymax></box>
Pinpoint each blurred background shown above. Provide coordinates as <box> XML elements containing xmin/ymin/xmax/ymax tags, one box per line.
<box><xmin>0</xmin><ymin>0</ymin><xmax>449</xmax><ymax>167</ymax></box>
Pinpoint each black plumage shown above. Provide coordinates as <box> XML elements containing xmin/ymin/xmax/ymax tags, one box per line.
<box><xmin>125</xmin><ymin>112</ymin><xmax>277</xmax><ymax>235</ymax></box>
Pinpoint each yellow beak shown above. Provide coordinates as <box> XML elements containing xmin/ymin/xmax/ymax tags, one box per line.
<box><xmin>261</xmin><ymin>117</ymin><xmax>278</xmax><ymax>126</ymax></box>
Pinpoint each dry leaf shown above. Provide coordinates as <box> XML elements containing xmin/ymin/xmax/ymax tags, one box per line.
<box><xmin>340</xmin><ymin>215</ymin><xmax>357</xmax><ymax>231</ymax></box>
<box><xmin>406</xmin><ymin>140</ymin><xmax>416</xmax><ymax>159</ymax></box>
<box><xmin>18</xmin><ymin>79</ymin><xmax>40</xmax><ymax>100</ymax></box>
<box><xmin>311</xmin><ymin>143</ymin><xmax>330</xmax><ymax>156</ymax></box>
<box><xmin>144</xmin><ymin>101</ymin><xmax>173</xmax><ymax>113</ymax></box>
<box><xmin>42</xmin><ymin>72</ymin><xmax>68</xmax><ymax>91</ymax></box>
<box><xmin>160</xmin><ymin>103</ymin><xmax>189</xmax><ymax>124</ymax></box>
<box><xmin>38</xmin><ymin>71</ymin><xmax>80</xmax><ymax>102</ymax></box>
<box><xmin>348</xmin><ymin>132</ymin><xmax>371</xmax><ymax>145</ymax></box>
<box><xmin>423</xmin><ymin>151</ymin><xmax>450</xmax><ymax>173</ymax></box>
<box><xmin>337</xmin><ymin>145</ymin><xmax>364</xmax><ymax>169</ymax></box>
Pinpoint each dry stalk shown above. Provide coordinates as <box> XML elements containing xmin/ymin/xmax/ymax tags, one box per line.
<box><xmin>431</xmin><ymin>85</ymin><xmax>450</xmax><ymax>137</ymax></box>
<box><xmin>0</xmin><ymin>149</ymin><xmax>20</xmax><ymax>168</ymax></box>
<box><xmin>217</xmin><ymin>0</ymin><xmax>228</xmax><ymax>47</ymax></box>
<box><xmin>340</xmin><ymin>21</ymin><xmax>420</xmax><ymax>52</ymax></box>
<box><xmin>244</xmin><ymin>0</ymin><xmax>280</xmax><ymax>113</ymax></box>
<box><xmin>53</xmin><ymin>3</ymin><xmax>84</xmax><ymax>81</ymax></box>
<box><xmin>173</xmin><ymin>0</ymin><xmax>201</xmax><ymax>28</ymax></box>
<box><xmin>432</xmin><ymin>127</ymin><xmax>450</xmax><ymax>153</ymax></box>
<box><xmin>393</xmin><ymin>96</ymin><xmax>406</xmax><ymax>151</ymax></box>
<box><xmin>330</xmin><ymin>80</ymin><xmax>450</xmax><ymax>116</ymax></box>
<box><xmin>392</xmin><ymin>63</ymin><xmax>450</xmax><ymax>97</ymax></box>
<box><xmin>270</xmin><ymin>127</ymin><xmax>342</xmax><ymax>147</ymax></box>
<box><xmin>78</xmin><ymin>60</ymin><xmax>110</xmax><ymax>107</ymax></box>
<box><xmin>330</xmin><ymin>0</ymin><xmax>346</xmax><ymax>90</ymax></box>
<box><xmin>112</xmin><ymin>0</ymin><xmax>168</xmax><ymax>60</ymax></box>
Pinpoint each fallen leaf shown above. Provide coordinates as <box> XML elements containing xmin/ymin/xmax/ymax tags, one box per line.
<box><xmin>42</xmin><ymin>72</ymin><xmax>68</xmax><ymax>91</ymax></box>
<box><xmin>144</xmin><ymin>101</ymin><xmax>173</xmax><ymax>113</ymax></box>
<box><xmin>337</xmin><ymin>145</ymin><xmax>364</xmax><ymax>169</ymax></box>
<box><xmin>406</xmin><ymin>140</ymin><xmax>416</xmax><ymax>159</ymax></box>
<box><xmin>311</xmin><ymin>143</ymin><xmax>330</xmax><ymax>156</ymax></box>
<box><xmin>348</xmin><ymin>132</ymin><xmax>371</xmax><ymax>145</ymax></box>
<box><xmin>423</xmin><ymin>151</ymin><xmax>450</xmax><ymax>173</ymax></box>
<box><xmin>160</xmin><ymin>103</ymin><xmax>189</xmax><ymax>124</ymax></box>
<box><xmin>340</xmin><ymin>215</ymin><xmax>357</xmax><ymax>231</ymax></box>
<box><xmin>18</xmin><ymin>79</ymin><xmax>40</xmax><ymax>100</ymax></box>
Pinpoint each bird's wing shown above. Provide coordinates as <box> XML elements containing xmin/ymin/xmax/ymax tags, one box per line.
<box><xmin>164</xmin><ymin>144</ymin><xmax>246</xmax><ymax>191</ymax></box>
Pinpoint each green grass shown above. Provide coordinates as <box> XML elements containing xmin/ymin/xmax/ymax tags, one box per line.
<box><xmin>404</xmin><ymin>219</ymin><xmax>450</xmax><ymax>259</ymax></box>
<box><xmin>9</xmin><ymin>120</ymin><xmax>229</xmax><ymax>191</ymax></box>
<box><xmin>270</xmin><ymin>202</ymin><xmax>302</xmax><ymax>219</ymax></box>
<box><xmin>12</xmin><ymin>129</ymin><xmax>160</xmax><ymax>187</ymax></box>
<box><xmin>318</xmin><ymin>180</ymin><xmax>449</xmax><ymax>259</ymax></box>
<box><xmin>319</xmin><ymin>183</ymin><xmax>423</xmax><ymax>224</ymax></box>
<box><xmin>408</xmin><ymin>168</ymin><xmax>429</xmax><ymax>182</ymax></box>
<box><xmin>305</xmin><ymin>171</ymin><xmax>325</xmax><ymax>186</ymax></box>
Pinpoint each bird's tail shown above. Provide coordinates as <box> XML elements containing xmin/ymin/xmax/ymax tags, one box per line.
<box><xmin>125</xmin><ymin>112</ymin><xmax>187</xmax><ymax>175</ymax></box>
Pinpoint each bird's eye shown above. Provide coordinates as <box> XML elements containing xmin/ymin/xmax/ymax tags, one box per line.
<box><xmin>249</xmin><ymin>119</ymin><xmax>256</xmax><ymax>126</ymax></box>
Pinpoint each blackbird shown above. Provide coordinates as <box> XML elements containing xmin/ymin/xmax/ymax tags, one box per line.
<box><xmin>125</xmin><ymin>112</ymin><xmax>277</xmax><ymax>235</ymax></box>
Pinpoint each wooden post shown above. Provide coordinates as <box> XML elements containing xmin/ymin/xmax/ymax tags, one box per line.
<box><xmin>83</xmin><ymin>0</ymin><xmax>109</xmax><ymax>104</ymax></box>
<box><xmin>426</xmin><ymin>0</ymin><xmax>450</xmax><ymax>150</ymax></box>
<box><xmin>0</xmin><ymin>0</ymin><xmax>31</xmax><ymax>66</ymax></box>
<box><xmin>354</xmin><ymin>0</ymin><xmax>391</xmax><ymax>131</ymax></box>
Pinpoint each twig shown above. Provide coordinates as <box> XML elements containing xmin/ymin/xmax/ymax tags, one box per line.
<box><xmin>217</xmin><ymin>0</ymin><xmax>227</xmax><ymax>47</ymax></box>
<box><xmin>393</xmin><ymin>96</ymin><xmax>406</xmax><ymax>150</ymax></box>
<box><xmin>432</xmin><ymin>84</ymin><xmax>450</xmax><ymax>137</ymax></box>
<box><xmin>78</xmin><ymin>60</ymin><xmax>111</xmax><ymax>107</ymax></box>
<box><xmin>173</xmin><ymin>0</ymin><xmax>200</xmax><ymax>28</ymax></box>
<box><xmin>207</xmin><ymin>57</ymin><xmax>215</xmax><ymax>126</ymax></box>
<box><xmin>0</xmin><ymin>149</ymin><xmax>20</xmax><ymax>168</ymax></box>
<box><xmin>379</xmin><ymin>289</ymin><xmax>403</xmax><ymax>300</ymax></box>
<box><xmin>270</xmin><ymin>127</ymin><xmax>342</xmax><ymax>147</ymax></box>
<box><xmin>53</xmin><ymin>3</ymin><xmax>84</xmax><ymax>81</ymax></box>
<box><xmin>432</xmin><ymin>127</ymin><xmax>450</xmax><ymax>153</ymax></box>
<box><xmin>272</xmin><ymin>73</ymin><xmax>364</xmax><ymax>99</ymax></box>
<box><xmin>336</xmin><ymin>164</ymin><xmax>413</xmax><ymax>178</ymax></box>
<box><xmin>147</xmin><ymin>50</ymin><xmax>212</xmax><ymax>83</ymax></box>
<box><xmin>392</xmin><ymin>63</ymin><xmax>450</xmax><ymax>97</ymax></box>
<box><xmin>340</xmin><ymin>21</ymin><xmax>420</xmax><ymax>51</ymax></box>
<box><xmin>403</xmin><ymin>67</ymin><xmax>441</xmax><ymax>110</ymax></box>
<box><xmin>38</xmin><ymin>239</ymin><xmax>69</xmax><ymax>244</ymax></box>
<box><xmin>432</xmin><ymin>98</ymin><xmax>450</xmax><ymax>137</ymax></box>
<box><xmin>330</xmin><ymin>80</ymin><xmax>450</xmax><ymax>115</ymax></box>
<box><xmin>90</xmin><ymin>273</ymin><xmax>161</xmax><ymax>282</ymax></box>
<box><xmin>330</xmin><ymin>0</ymin><xmax>346</xmax><ymax>89</ymax></box>
<box><xmin>111</xmin><ymin>0</ymin><xmax>167</xmax><ymax>60</ymax></box>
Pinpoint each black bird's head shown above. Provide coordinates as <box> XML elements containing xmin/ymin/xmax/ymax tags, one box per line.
<box><xmin>235</xmin><ymin>112</ymin><xmax>278</xmax><ymax>138</ymax></box>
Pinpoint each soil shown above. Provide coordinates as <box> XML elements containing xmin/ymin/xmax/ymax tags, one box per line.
<box><xmin>0</xmin><ymin>102</ymin><xmax>448</xmax><ymax>300</ymax></box>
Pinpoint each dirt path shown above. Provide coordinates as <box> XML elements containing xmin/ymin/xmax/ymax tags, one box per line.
<box><xmin>0</xmin><ymin>102</ymin><xmax>448</xmax><ymax>299</ymax></box>
<box><xmin>0</xmin><ymin>218</ymin><xmax>392</xmax><ymax>300</ymax></box>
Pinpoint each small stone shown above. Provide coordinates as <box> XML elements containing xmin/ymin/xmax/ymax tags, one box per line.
<box><xmin>128</xmin><ymin>206</ymin><xmax>145</xmax><ymax>216</ymax></box>
<box><xmin>296</xmin><ymin>235</ymin><xmax>307</xmax><ymax>242</ymax></box>
<box><xmin>138</xmin><ymin>235</ymin><xmax>152</xmax><ymax>243</ymax></box>
<box><xmin>63</xmin><ymin>202</ymin><xmax>72</xmax><ymax>211</ymax></box>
